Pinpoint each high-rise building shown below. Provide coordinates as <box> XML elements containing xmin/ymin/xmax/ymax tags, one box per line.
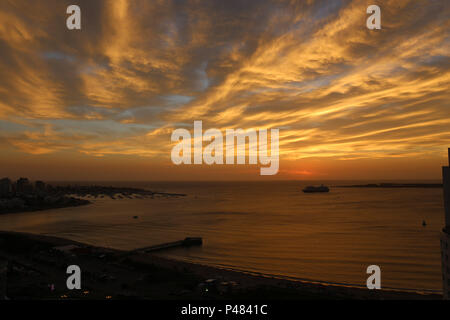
<box><xmin>440</xmin><ymin>148</ymin><xmax>450</xmax><ymax>299</ymax></box>
<box><xmin>16</xmin><ymin>177</ymin><xmax>32</xmax><ymax>194</ymax></box>
<box><xmin>35</xmin><ymin>180</ymin><xmax>45</xmax><ymax>191</ymax></box>
<box><xmin>0</xmin><ymin>178</ymin><xmax>12</xmax><ymax>198</ymax></box>
<box><xmin>35</xmin><ymin>180</ymin><xmax>47</xmax><ymax>197</ymax></box>
<box><xmin>0</xmin><ymin>259</ymin><xmax>7</xmax><ymax>300</ymax></box>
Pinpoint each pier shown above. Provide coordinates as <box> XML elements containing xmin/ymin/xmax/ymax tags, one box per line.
<box><xmin>132</xmin><ymin>237</ymin><xmax>203</xmax><ymax>254</ymax></box>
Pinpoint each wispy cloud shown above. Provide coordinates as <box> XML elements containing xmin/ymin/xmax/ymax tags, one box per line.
<box><xmin>0</xmin><ymin>0</ymin><xmax>448</xmax><ymax>179</ymax></box>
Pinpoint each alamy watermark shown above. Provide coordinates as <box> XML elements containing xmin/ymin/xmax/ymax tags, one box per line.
<box><xmin>66</xmin><ymin>265</ymin><xmax>81</xmax><ymax>290</ymax></box>
<box><xmin>66</xmin><ymin>5</ymin><xmax>380</xmax><ymax>31</ymax></box>
<box><xmin>366</xmin><ymin>265</ymin><xmax>381</xmax><ymax>289</ymax></box>
<box><xmin>66</xmin><ymin>5</ymin><xmax>81</xmax><ymax>30</ymax></box>
<box><xmin>367</xmin><ymin>5</ymin><xmax>381</xmax><ymax>30</ymax></box>
<box><xmin>171</xmin><ymin>121</ymin><xmax>279</xmax><ymax>175</ymax></box>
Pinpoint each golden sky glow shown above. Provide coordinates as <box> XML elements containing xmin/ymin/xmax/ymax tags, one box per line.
<box><xmin>0</xmin><ymin>0</ymin><xmax>449</xmax><ymax>180</ymax></box>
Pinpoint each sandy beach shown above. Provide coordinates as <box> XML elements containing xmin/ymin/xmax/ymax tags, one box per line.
<box><xmin>0</xmin><ymin>230</ymin><xmax>441</xmax><ymax>300</ymax></box>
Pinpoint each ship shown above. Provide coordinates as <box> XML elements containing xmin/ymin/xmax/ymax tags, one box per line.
<box><xmin>302</xmin><ymin>184</ymin><xmax>330</xmax><ymax>193</ymax></box>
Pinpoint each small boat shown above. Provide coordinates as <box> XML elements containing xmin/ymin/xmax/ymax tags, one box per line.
<box><xmin>303</xmin><ymin>185</ymin><xmax>330</xmax><ymax>193</ymax></box>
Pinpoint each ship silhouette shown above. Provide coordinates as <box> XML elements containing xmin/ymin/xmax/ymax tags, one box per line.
<box><xmin>302</xmin><ymin>184</ymin><xmax>330</xmax><ymax>193</ymax></box>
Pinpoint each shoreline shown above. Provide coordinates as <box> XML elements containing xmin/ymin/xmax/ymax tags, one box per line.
<box><xmin>167</xmin><ymin>258</ymin><xmax>441</xmax><ymax>296</ymax></box>
<box><xmin>0</xmin><ymin>198</ymin><xmax>91</xmax><ymax>216</ymax></box>
<box><xmin>0</xmin><ymin>231</ymin><xmax>441</xmax><ymax>300</ymax></box>
<box><xmin>0</xmin><ymin>183</ymin><xmax>186</xmax><ymax>215</ymax></box>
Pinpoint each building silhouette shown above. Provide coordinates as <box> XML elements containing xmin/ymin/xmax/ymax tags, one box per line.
<box><xmin>441</xmin><ymin>148</ymin><xmax>450</xmax><ymax>299</ymax></box>
<box><xmin>16</xmin><ymin>177</ymin><xmax>32</xmax><ymax>194</ymax></box>
<box><xmin>35</xmin><ymin>180</ymin><xmax>45</xmax><ymax>191</ymax></box>
<box><xmin>0</xmin><ymin>178</ymin><xmax>12</xmax><ymax>198</ymax></box>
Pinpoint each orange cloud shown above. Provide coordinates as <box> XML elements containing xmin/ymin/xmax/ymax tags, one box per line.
<box><xmin>0</xmin><ymin>0</ymin><xmax>448</xmax><ymax>180</ymax></box>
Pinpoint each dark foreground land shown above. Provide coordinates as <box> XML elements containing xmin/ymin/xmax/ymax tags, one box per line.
<box><xmin>0</xmin><ymin>231</ymin><xmax>441</xmax><ymax>300</ymax></box>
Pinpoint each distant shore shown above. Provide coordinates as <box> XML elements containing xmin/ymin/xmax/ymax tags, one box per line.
<box><xmin>0</xmin><ymin>183</ymin><xmax>186</xmax><ymax>215</ymax></box>
<box><xmin>0</xmin><ymin>231</ymin><xmax>441</xmax><ymax>300</ymax></box>
<box><xmin>336</xmin><ymin>183</ymin><xmax>443</xmax><ymax>189</ymax></box>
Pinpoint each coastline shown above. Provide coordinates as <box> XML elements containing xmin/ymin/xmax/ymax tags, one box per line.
<box><xmin>0</xmin><ymin>231</ymin><xmax>441</xmax><ymax>300</ymax></box>
<box><xmin>0</xmin><ymin>182</ymin><xmax>186</xmax><ymax>215</ymax></box>
<box><xmin>0</xmin><ymin>198</ymin><xmax>91</xmax><ymax>215</ymax></box>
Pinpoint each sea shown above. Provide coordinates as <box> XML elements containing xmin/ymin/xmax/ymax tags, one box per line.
<box><xmin>0</xmin><ymin>180</ymin><xmax>444</xmax><ymax>293</ymax></box>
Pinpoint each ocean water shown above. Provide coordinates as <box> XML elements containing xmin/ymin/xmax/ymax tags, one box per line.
<box><xmin>0</xmin><ymin>181</ymin><xmax>444</xmax><ymax>292</ymax></box>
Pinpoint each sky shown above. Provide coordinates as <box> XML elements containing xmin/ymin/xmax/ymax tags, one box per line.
<box><xmin>0</xmin><ymin>0</ymin><xmax>449</xmax><ymax>181</ymax></box>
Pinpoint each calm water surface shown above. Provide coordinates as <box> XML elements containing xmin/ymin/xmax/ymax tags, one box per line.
<box><xmin>0</xmin><ymin>181</ymin><xmax>444</xmax><ymax>292</ymax></box>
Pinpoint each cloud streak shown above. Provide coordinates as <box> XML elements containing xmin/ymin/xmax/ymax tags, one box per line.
<box><xmin>0</xmin><ymin>0</ymin><xmax>449</xmax><ymax>179</ymax></box>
